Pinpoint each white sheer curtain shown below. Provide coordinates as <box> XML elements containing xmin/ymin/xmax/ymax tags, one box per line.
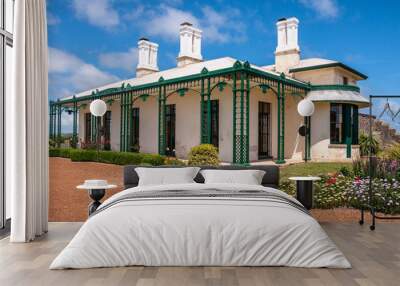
<box><xmin>8</xmin><ymin>0</ymin><xmax>48</xmax><ymax>242</ymax></box>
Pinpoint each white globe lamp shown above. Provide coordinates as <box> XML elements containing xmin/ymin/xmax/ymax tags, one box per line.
<box><xmin>297</xmin><ymin>98</ymin><xmax>315</xmax><ymax>117</ymax></box>
<box><xmin>90</xmin><ymin>99</ymin><xmax>107</xmax><ymax>117</ymax></box>
<box><xmin>90</xmin><ymin>99</ymin><xmax>107</xmax><ymax>161</ymax></box>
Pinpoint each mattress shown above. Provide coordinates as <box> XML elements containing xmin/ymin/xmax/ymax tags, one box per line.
<box><xmin>50</xmin><ymin>183</ymin><xmax>350</xmax><ymax>269</ymax></box>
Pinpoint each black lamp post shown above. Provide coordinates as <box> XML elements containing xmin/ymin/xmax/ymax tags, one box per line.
<box><xmin>90</xmin><ymin>99</ymin><xmax>107</xmax><ymax>161</ymax></box>
<box><xmin>297</xmin><ymin>99</ymin><xmax>315</xmax><ymax>162</ymax></box>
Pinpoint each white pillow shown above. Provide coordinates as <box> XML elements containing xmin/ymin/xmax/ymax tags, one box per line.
<box><xmin>135</xmin><ymin>167</ymin><xmax>200</xmax><ymax>186</ymax></box>
<box><xmin>200</xmin><ymin>169</ymin><xmax>265</xmax><ymax>185</ymax></box>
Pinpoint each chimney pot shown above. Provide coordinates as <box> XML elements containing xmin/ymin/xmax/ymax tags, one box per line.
<box><xmin>136</xmin><ymin>38</ymin><xmax>159</xmax><ymax>78</ymax></box>
<box><xmin>274</xmin><ymin>17</ymin><xmax>300</xmax><ymax>74</ymax></box>
<box><xmin>181</xmin><ymin>22</ymin><xmax>193</xmax><ymax>26</ymax></box>
<box><xmin>177</xmin><ymin>23</ymin><xmax>203</xmax><ymax>67</ymax></box>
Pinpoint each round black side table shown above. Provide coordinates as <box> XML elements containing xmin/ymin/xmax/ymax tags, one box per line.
<box><xmin>88</xmin><ymin>189</ymin><xmax>106</xmax><ymax>215</ymax></box>
<box><xmin>288</xmin><ymin>177</ymin><xmax>321</xmax><ymax>210</ymax></box>
<box><xmin>77</xmin><ymin>180</ymin><xmax>117</xmax><ymax>216</ymax></box>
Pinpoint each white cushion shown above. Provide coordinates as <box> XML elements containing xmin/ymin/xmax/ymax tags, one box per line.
<box><xmin>135</xmin><ymin>167</ymin><xmax>200</xmax><ymax>186</ymax></box>
<box><xmin>200</xmin><ymin>169</ymin><xmax>265</xmax><ymax>185</ymax></box>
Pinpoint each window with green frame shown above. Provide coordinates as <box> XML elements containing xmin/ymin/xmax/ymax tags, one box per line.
<box><xmin>201</xmin><ymin>100</ymin><xmax>219</xmax><ymax>147</ymax></box>
<box><xmin>330</xmin><ymin>103</ymin><xmax>359</xmax><ymax>145</ymax></box>
<box><xmin>103</xmin><ymin>111</ymin><xmax>111</xmax><ymax>150</ymax></box>
<box><xmin>84</xmin><ymin>113</ymin><xmax>91</xmax><ymax>143</ymax></box>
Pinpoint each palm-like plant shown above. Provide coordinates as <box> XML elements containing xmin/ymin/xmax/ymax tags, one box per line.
<box><xmin>359</xmin><ymin>132</ymin><xmax>380</xmax><ymax>156</ymax></box>
<box><xmin>383</xmin><ymin>143</ymin><xmax>400</xmax><ymax>160</ymax></box>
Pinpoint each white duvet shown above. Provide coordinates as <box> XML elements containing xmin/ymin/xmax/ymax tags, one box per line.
<box><xmin>50</xmin><ymin>183</ymin><xmax>351</xmax><ymax>269</ymax></box>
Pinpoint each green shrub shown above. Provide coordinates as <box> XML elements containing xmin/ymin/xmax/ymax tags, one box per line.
<box><xmin>59</xmin><ymin>149</ymin><xmax>165</xmax><ymax>166</ymax></box>
<box><xmin>382</xmin><ymin>143</ymin><xmax>400</xmax><ymax>160</ymax></box>
<box><xmin>142</xmin><ymin>154</ymin><xmax>165</xmax><ymax>166</ymax></box>
<box><xmin>49</xmin><ymin>139</ymin><xmax>57</xmax><ymax>148</ymax></box>
<box><xmin>49</xmin><ymin>148</ymin><xmax>61</xmax><ymax>157</ymax></box>
<box><xmin>339</xmin><ymin>166</ymin><xmax>352</xmax><ymax>177</ymax></box>
<box><xmin>165</xmin><ymin>157</ymin><xmax>187</xmax><ymax>166</ymax></box>
<box><xmin>279</xmin><ymin>180</ymin><xmax>296</xmax><ymax>197</ymax></box>
<box><xmin>49</xmin><ymin>148</ymin><xmax>71</xmax><ymax>158</ymax></box>
<box><xmin>59</xmin><ymin>148</ymin><xmax>72</xmax><ymax>158</ymax></box>
<box><xmin>353</xmin><ymin>157</ymin><xmax>400</xmax><ymax>179</ymax></box>
<box><xmin>69</xmin><ymin>149</ymin><xmax>97</xmax><ymax>162</ymax></box>
<box><xmin>359</xmin><ymin>132</ymin><xmax>380</xmax><ymax>156</ymax></box>
<box><xmin>188</xmin><ymin>144</ymin><xmax>219</xmax><ymax>166</ymax></box>
<box><xmin>99</xmin><ymin>151</ymin><xmax>144</xmax><ymax>165</ymax></box>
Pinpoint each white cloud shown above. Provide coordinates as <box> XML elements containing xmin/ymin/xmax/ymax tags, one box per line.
<box><xmin>72</xmin><ymin>0</ymin><xmax>119</xmax><ymax>29</ymax></box>
<box><xmin>200</xmin><ymin>6</ymin><xmax>246</xmax><ymax>43</ymax></box>
<box><xmin>47</xmin><ymin>12</ymin><xmax>61</xmax><ymax>26</ymax></box>
<box><xmin>135</xmin><ymin>5</ymin><xmax>246</xmax><ymax>44</ymax></box>
<box><xmin>48</xmin><ymin>47</ymin><xmax>119</xmax><ymax>99</ymax></box>
<box><xmin>61</xmin><ymin>113</ymin><xmax>73</xmax><ymax>131</ymax></box>
<box><xmin>144</xmin><ymin>6</ymin><xmax>199</xmax><ymax>41</ymax></box>
<box><xmin>99</xmin><ymin>47</ymin><xmax>138</xmax><ymax>72</ymax></box>
<box><xmin>299</xmin><ymin>0</ymin><xmax>339</xmax><ymax>19</ymax></box>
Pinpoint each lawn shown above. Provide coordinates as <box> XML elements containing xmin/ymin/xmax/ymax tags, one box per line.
<box><xmin>279</xmin><ymin>162</ymin><xmax>352</xmax><ymax>182</ymax></box>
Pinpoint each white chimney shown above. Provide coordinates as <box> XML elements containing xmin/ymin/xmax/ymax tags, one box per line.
<box><xmin>177</xmin><ymin>22</ymin><xmax>203</xmax><ymax>67</ymax></box>
<box><xmin>136</xmin><ymin>38</ymin><xmax>159</xmax><ymax>78</ymax></box>
<box><xmin>275</xmin><ymin>17</ymin><xmax>300</xmax><ymax>74</ymax></box>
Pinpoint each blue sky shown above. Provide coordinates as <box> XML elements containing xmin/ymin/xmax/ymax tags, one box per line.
<box><xmin>47</xmin><ymin>0</ymin><xmax>400</xmax><ymax>130</ymax></box>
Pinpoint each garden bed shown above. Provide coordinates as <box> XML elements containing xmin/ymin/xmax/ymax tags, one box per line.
<box><xmin>50</xmin><ymin>157</ymin><xmax>400</xmax><ymax>222</ymax></box>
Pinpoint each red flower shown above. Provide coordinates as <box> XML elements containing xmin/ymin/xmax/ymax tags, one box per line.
<box><xmin>326</xmin><ymin>177</ymin><xmax>336</xmax><ymax>186</ymax></box>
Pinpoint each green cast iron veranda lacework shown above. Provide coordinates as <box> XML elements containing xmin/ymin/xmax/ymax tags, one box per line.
<box><xmin>54</xmin><ymin>104</ymin><xmax>59</xmax><ymax>141</ymax></box>
<box><xmin>49</xmin><ymin>103</ymin><xmax>54</xmax><ymax>140</ymax></box>
<box><xmin>280</xmin><ymin>79</ymin><xmax>286</xmax><ymax>163</ymax></box>
<box><xmin>72</xmin><ymin>98</ymin><xmax>78</xmax><ymax>148</ymax></box>
<box><xmin>57</xmin><ymin>102</ymin><xmax>62</xmax><ymax>147</ymax></box>
<box><xmin>207</xmin><ymin>77</ymin><xmax>212</xmax><ymax>144</ymax></box>
<box><xmin>120</xmin><ymin>92</ymin><xmax>133</xmax><ymax>152</ymax></box>
<box><xmin>232</xmin><ymin>71</ymin><xmax>237</xmax><ymax>163</ymax></box>
<box><xmin>158</xmin><ymin>84</ymin><xmax>167</xmax><ymax>155</ymax></box>
<box><xmin>51</xmin><ymin>61</ymin><xmax>310</xmax><ymax>164</ymax></box>
<box><xmin>231</xmin><ymin>61</ymin><xmax>249</xmax><ymax>165</ymax></box>
<box><xmin>90</xmin><ymin>93</ymin><xmax>97</xmax><ymax>144</ymax></box>
<box><xmin>120</xmin><ymin>92</ymin><xmax>126</xmax><ymax>151</ymax></box>
<box><xmin>200</xmin><ymin>77</ymin><xmax>206</xmax><ymax>144</ymax></box>
<box><xmin>246</xmin><ymin>72</ymin><xmax>250</xmax><ymax>163</ymax></box>
<box><xmin>275</xmin><ymin>80</ymin><xmax>286</xmax><ymax>164</ymax></box>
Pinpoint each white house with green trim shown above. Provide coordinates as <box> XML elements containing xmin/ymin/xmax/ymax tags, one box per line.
<box><xmin>50</xmin><ymin>17</ymin><xmax>369</xmax><ymax>164</ymax></box>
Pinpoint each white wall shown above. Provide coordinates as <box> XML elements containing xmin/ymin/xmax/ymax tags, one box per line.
<box><xmin>310</xmin><ymin>102</ymin><xmax>331</xmax><ymax>160</ymax></box>
<box><xmin>284</xmin><ymin>94</ymin><xmax>305</xmax><ymax>160</ymax></box>
<box><xmin>134</xmin><ymin>95</ymin><xmax>161</xmax><ymax>154</ymax></box>
<box><xmin>210</xmin><ymin>86</ymin><xmax>232</xmax><ymax>162</ymax></box>
<box><xmin>167</xmin><ymin>91</ymin><xmax>201</xmax><ymax>158</ymax></box>
<box><xmin>292</xmin><ymin>67</ymin><xmax>358</xmax><ymax>86</ymax></box>
<box><xmin>110</xmin><ymin>103</ymin><xmax>120</xmax><ymax>151</ymax></box>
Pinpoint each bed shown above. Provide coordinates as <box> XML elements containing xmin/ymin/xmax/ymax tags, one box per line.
<box><xmin>50</xmin><ymin>165</ymin><xmax>350</xmax><ymax>269</ymax></box>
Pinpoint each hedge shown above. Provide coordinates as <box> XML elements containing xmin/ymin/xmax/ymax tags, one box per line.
<box><xmin>49</xmin><ymin>148</ymin><xmax>166</xmax><ymax>166</ymax></box>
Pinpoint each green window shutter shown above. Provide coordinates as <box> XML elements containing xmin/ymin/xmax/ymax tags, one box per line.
<box><xmin>342</xmin><ymin>104</ymin><xmax>352</xmax><ymax>158</ymax></box>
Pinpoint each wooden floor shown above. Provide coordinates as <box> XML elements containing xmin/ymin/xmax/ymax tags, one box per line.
<box><xmin>0</xmin><ymin>222</ymin><xmax>399</xmax><ymax>286</ymax></box>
